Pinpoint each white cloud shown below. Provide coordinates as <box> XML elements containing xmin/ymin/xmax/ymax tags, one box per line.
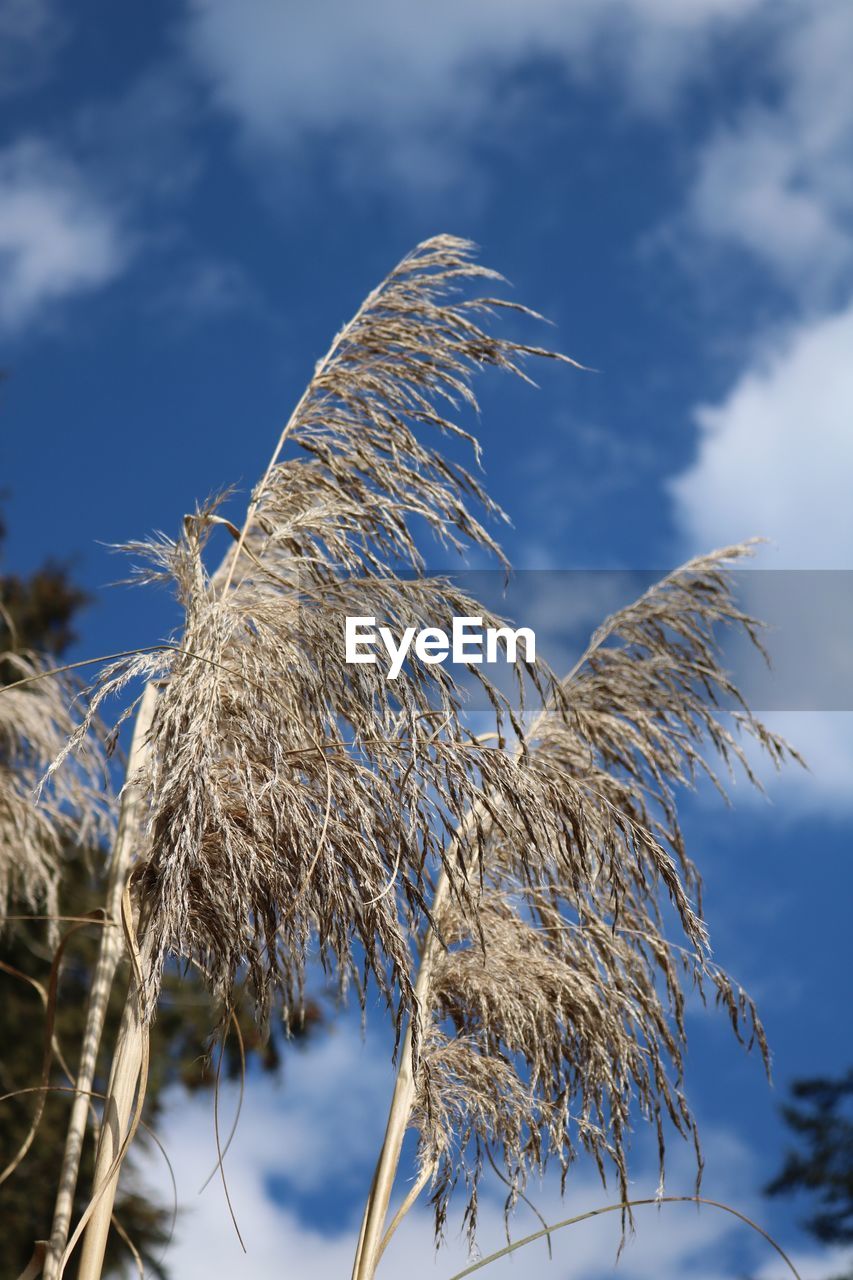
<box><xmin>669</xmin><ymin>304</ymin><xmax>853</xmax><ymax>809</ymax></box>
<box><xmin>181</xmin><ymin>0</ymin><xmax>763</xmax><ymax>189</ymax></box>
<box><xmin>752</xmin><ymin>712</ymin><xmax>853</xmax><ymax>813</ymax></box>
<box><xmin>755</xmin><ymin>1244</ymin><xmax>853</xmax><ymax>1280</ymax></box>
<box><xmin>0</xmin><ymin>139</ymin><xmax>127</xmax><ymax>335</ymax></box>
<box><xmin>688</xmin><ymin>115</ymin><xmax>850</xmax><ymax>293</ymax></box>
<box><xmin>132</xmin><ymin>1025</ymin><xmax>393</xmax><ymax>1277</ymax></box>
<box><xmin>671</xmin><ymin>303</ymin><xmax>853</xmax><ymax>570</ymax></box>
<box><xmin>135</xmin><ymin>1019</ymin><xmax>822</xmax><ymax>1280</ymax></box>
<box><xmin>685</xmin><ymin>1</ymin><xmax>853</xmax><ymax>297</ymax></box>
<box><xmin>667</xmin><ymin>6</ymin><xmax>853</xmax><ymax>810</ymax></box>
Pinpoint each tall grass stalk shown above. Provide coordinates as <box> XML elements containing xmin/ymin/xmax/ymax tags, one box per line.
<box><xmin>352</xmin><ymin>859</ymin><xmax>452</xmax><ymax>1280</ymax></box>
<box><xmin>42</xmin><ymin>683</ymin><xmax>156</xmax><ymax>1280</ymax></box>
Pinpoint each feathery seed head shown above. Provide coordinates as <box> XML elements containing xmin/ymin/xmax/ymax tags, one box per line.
<box><xmin>410</xmin><ymin>545</ymin><xmax>795</xmax><ymax>1242</ymax></box>
<box><xmin>86</xmin><ymin>237</ymin><xmax>577</xmax><ymax>1027</ymax></box>
<box><xmin>0</xmin><ymin>651</ymin><xmax>110</xmax><ymax>932</ymax></box>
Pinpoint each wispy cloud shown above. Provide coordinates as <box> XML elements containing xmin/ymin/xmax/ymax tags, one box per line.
<box><xmin>658</xmin><ymin>5</ymin><xmax>853</xmax><ymax>814</ymax></box>
<box><xmin>683</xmin><ymin>1</ymin><xmax>853</xmax><ymax>301</ymax></box>
<box><xmin>516</xmin><ymin>411</ymin><xmax>660</xmax><ymax>568</ymax></box>
<box><xmin>0</xmin><ymin>0</ymin><xmax>66</xmax><ymax>97</ymax></box>
<box><xmin>744</xmin><ymin>711</ymin><xmax>853</xmax><ymax>814</ymax></box>
<box><xmin>151</xmin><ymin>257</ymin><xmax>262</xmax><ymax>326</ymax></box>
<box><xmin>70</xmin><ymin>62</ymin><xmax>203</xmax><ymax>206</ymax></box>
<box><xmin>0</xmin><ymin>61</ymin><xmax>206</xmax><ymax>338</ymax></box>
<box><xmin>0</xmin><ymin>138</ymin><xmax>126</xmax><ymax>335</ymax></box>
<box><xmin>180</xmin><ymin>0</ymin><xmax>766</xmax><ymax>192</ymax></box>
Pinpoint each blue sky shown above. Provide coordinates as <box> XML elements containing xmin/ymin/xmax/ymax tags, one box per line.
<box><xmin>2</xmin><ymin>2</ymin><xmax>852</xmax><ymax>1277</ymax></box>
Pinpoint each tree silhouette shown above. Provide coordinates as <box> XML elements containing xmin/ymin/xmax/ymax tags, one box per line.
<box><xmin>767</xmin><ymin>1069</ymin><xmax>853</xmax><ymax>1253</ymax></box>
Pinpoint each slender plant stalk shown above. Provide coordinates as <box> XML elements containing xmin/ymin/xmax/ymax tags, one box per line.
<box><xmin>16</xmin><ymin>1242</ymin><xmax>46</xmax><ymax>1280</ymax></box>
<box><xmin>351</xmin><ymin>859</ymin><xmax>455</xmax><ymax>1279</ymax></box>
<box><xmin>73</xmin><ymin>929</ymin><xmax>150</xmax><ymax>1280</ymax></box>
<box><xmin>353</xmin><ymin>781</ymin><xmax>520</xmax><ymax>1278</ymax></box>
<box><xmin>352</xmin><ymin>718</ymin><xmax>545</xmax><ymax>1279</ymax></box>
<box><xmin>42</xmin><ymin>682</ymin><xmax>157</xmax><ymax>1280</ymax></box>
<box><xmin>375</xmin><ymin>1162</ymin><xmax>435</xmax><ymax>1264</ymax></box>
<box><xmin>445</xmin><ymin>1197</ymin><xmax>802</xmax><ymax>1280</ymax></box>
